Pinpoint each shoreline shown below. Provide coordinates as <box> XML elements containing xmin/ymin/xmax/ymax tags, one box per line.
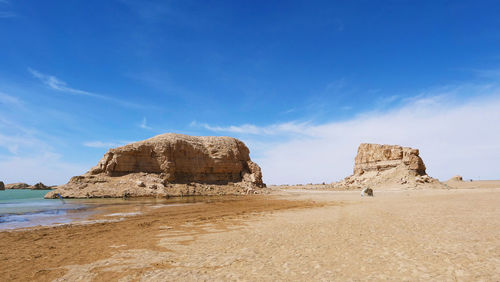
<box><xmin>0</xmin><ymin>194</ymin><xmax>321</xmax><ymax>281</ymax></box>
<box><xmin>0</xmin><ymin>195</ymin><xmax>224</xmax><ymax>231</ymax></box>
<box><xmin>1</xmin><ymin>188</ymin><xmax>499</xmax><ymax>281</ymax></box>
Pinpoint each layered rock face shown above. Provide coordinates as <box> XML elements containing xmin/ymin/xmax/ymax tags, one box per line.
<box><xmin>337</xmin><ymin>143</ymin><xmax>441</xmax><ymax>189</ymax></box>
<box><xmin>353</xmin><ymin>144</ymin><xmax>426</xmax><ymax>176</ymax></box>
<box><xmin>46</xmin><ymin>133</ymin><xmax>265</xmax><ymax>198</ymax></box>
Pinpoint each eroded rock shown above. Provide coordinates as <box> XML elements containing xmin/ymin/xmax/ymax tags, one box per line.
<box><xmin>361</xmin><ymin>187</ymin><xmax>373</xmax><ymax>197</ymax></box>
<box><xmin>4</xmin><ymin>182</ymin><xmax>51</xmax><ymax>190</ymax></box>
<box><xmin>448</xmin><ymin>175</ymin><xmax>463</xmax><ymax>181</ymax></box>
<box><xmin>335</xmin><ymin>143</ymin><xmax>443</xmax><ymax>190</ymax></box>
<box><xmin>46</xmin><ymin>133</ymin><xmax>266</xmax><ymax>198</ymax></box>
<box><xmin>354</xmin><ymin>143</ymin><xmax>426</xmax><ymax>175</ymax></box>
<box><xmin>31</xmin><ymin>182</ymin><xmax>50</xmax><ymax>190</ymax></box>
<box><xmin>5</xmin><ymin>183</ymin><xmax>30</xmax><ymax>189</ymax></box>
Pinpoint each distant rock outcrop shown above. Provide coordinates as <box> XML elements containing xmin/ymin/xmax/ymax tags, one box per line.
<box><xmin>31</xmin><ymin>182</ymin><xmax>50</xmax><ymax>190</ymax></box>
<box><xmin>0</xmin><ymin>181</ymin><xmax>4</xmax><ymax>190</ymax></box>
<box><xmin>353</xmin><ymin>144</ymin><xmax>427</xmax><ymax>175</ymax></box>
<box><xmin>336</xmin><ymin>143</ymin><xmax>442</xmax><ymax>189</ymax></box>
<box><xmin>5</xmin><ymin>182</ymin><xmax>52</xmax><ymax>190</ymax></box>
<box><xmin>5</xmin><ymin>183</ymin><xmax>30</xmax><ymax>189</ymax></box>
<box><xmin>448</xmin><ymin>175</ymin><xmax>463</xmax><ymax>181</ymax></box>
<box><xmin>46</xmin><ymin>133</ymin><xmax>266</xmax><ymax>198</ymax></box>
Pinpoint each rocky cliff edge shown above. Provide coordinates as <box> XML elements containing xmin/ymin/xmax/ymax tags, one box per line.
<box><xmin>46</xmin><ymin>133</ymin><xmax>266</xmax><ymax>198</ymax></box>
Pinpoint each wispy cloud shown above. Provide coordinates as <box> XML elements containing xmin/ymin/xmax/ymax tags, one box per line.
<box><xmin>140</xmin><ymin>117</ymin><xmax>152</xmax><ymax>130</ymax></box>
<box><xmin>201</xmin><ymin>85</ymin><xmax>500</xmax><ymax>185</ymax></box>
<box><xmin>281</xmin><ymin>108</ymin><xmax>296</xmax><ymax>114</ymax></box>
<box><xmin>0</xmin><ymin>95</ymin><xmax>89</xmax><ymax>184</ymax></box>
<box><xmin>29</xmin><ymin>68</ymin><xmax>108</xmax><ymax>99</ymax></box>
<box><xmin>28</xmin><ymin>68</ymin><xmax>149</xmax><ymax>109</ymax></box>
<box><xmin>83</xmin><ymin>141</ymin><xmax>120</xmax><ymax>148</ymax></box>
<box><xmin>375</xmin><ymin>94</ymin><xmax>400</xmax><ymax>107</ymax></box>
<box><xmin>0</xmin><ymin>114</ymin><xmax>55</xmax><ymax>156</ymax></box>
<box><xmin>0</xmin><ymin>130</ymin><xmax>87</xmax><ymax>185</ymax></box>
<box><xmin>0</xmin><ymin>153</ymin><xmax>87</xmax><ymax>185</ymax></box>
<box><xmin>0</xmin><ymin>0</ymin><xmax>16</xmax><ymax>18</ymax></box>
<box><xmin>83</xmin><ymin>141</ymin><xmax>128</xmax><ymax>148</ymax></box>
<box><xmin>192</xmin><ymin>121</ymin><xmax>311</xmax><ymax>136</ymax></box>
<box><xmin>0</xmin><ymin>92</ymin><xmax>22</xmax><ymax>106</ymax></box>
<box><xmin>0</xmin><ymin>134</ymin><xmax>27</xmax><ymax>154</ymax></box>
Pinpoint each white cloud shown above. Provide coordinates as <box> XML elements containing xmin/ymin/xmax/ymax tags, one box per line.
<box><xmin>28</xmin><ymin>68</ymin><xmax>148</xmax><ymax>109</ymax></box>
<box><xmin>193</xmin><ymin>121</ymin><xmax>311</xmax><ymax>136</ymax></box>
<box><xmin>0</xmin><ymin>133</ymin><xmax>88</xmax><ymax>185</ymax></box>
<box><xmin>0</xmin><ymin>134</ymin><xmax>41</xmax><ymax>154</ymax></box>
<box><xmin>0</xmin><ymin>116</ymin><xmax>88</xmax><ymax>185</ymax></box>
<box><xmin>140</xmin><ymin>117</ymin><xmax>152</xmax><ymax>130</ymax></box>
<box><xmin>202</xmin><ymin>88</ymin><xmax>500</xmax><ymax>185</ymax></box>
<box><xmin>28</xmin><ymin>68</ymin><xmax>107</xmax><ymax>99</ymax></box>
<box><xmin>0</xmin><ymin>154</ymin><xmax>87</xmax><ymax>186</ymax></box>
<box><xmin>83</xmin><ymin>141</ymin><xmax>125</xmax><ymax>148</ymax></box>
<box><xmin>0</xmin><ymin>92</ymin><xmax>22</xmax><ymax>106</ymax></box>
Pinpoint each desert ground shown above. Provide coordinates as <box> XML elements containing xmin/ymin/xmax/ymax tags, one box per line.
<box><xmin>1</xmin><ymin>182</ymin><xmax>499</xmax><ymax>281</ymax></box>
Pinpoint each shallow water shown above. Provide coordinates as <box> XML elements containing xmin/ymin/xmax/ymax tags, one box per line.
<box><xmin>0</xmin><ymin>189</ymin><xmax>86</xmax><ymax>229</ymax></box>
<box><xmin>0</xmin><ymin>189</ymin><xmax>68</xmax><ymax>214</ymax></box>
<box><xmin>0</xmin><ymin>189</ymin><xmax>212</xmax><ymax>230</ymax></box>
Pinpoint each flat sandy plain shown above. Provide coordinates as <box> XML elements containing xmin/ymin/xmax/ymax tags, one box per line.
<box><xmin>1</xmin><ymin>181</ymin><xmax>499</xmax><ymax>281</ymax></box>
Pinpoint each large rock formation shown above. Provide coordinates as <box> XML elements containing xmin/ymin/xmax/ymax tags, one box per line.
<box><xmin>0</xmin><ymin>181</ymin><xmax>4</xmax><ymax>190</ymax></box>
<box><xmin>46</xmin><ymin>133</ymin><xmax>265</xmax><ymax>198</ymax></box>
<box><xmin>336</xmin><ymin>143</ymin><xmax>442</xmax><ymax>189</ymax></box>
<box><xmin>353</xmin><ymin>144</ymin><xmax>426</xmax><ymax>176</ymax></box>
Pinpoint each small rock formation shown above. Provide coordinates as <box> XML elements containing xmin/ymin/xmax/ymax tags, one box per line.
<box><xmin>31</xmin><ymin>182</ymin><xmax>51</xmax><ymax>190</ymax></box>
<box><xmin>46</xmin><ymin>133</ymin><xmax>266</xmax><ymax>198</ymax></box>
<box><xmin>448</xmin><ymin>175</ymin><xmax>463</xmax><ymax>181</ymax></box>
<box><xmin>361</xmin><ymin>187</ymin><xmax>373</xmax><ymax>197</ymax></box>
<box><xmin>4</xmin><ymin>182</ymin><xmax>52</xmax><ymax>190</ymax></box>
<box><xmin>0</xmin><ymin>181</ymin><xmax>4</xmax><ymax>190</ymax></box>
<box><xmin>336</xmin><ymin>143</ymin><xmax>442</xmax><ymax>189</ymax></box>
<box><xmin>5</xmin><ymin>183</ymin><xmax>31</xmax><ymax>189</ymax></box>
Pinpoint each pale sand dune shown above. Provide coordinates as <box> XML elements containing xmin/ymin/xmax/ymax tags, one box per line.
<box><xmin>1</xmin><ymin>187</ymin><xmax>499</xmax><ymax>281</ymax></box>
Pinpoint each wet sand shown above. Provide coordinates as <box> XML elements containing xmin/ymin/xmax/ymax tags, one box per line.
<box><xmin>1</xmin><ymin>187</ymin><xmax>499</xmax><ymax>281</ymax></box>
<box><xmin>0</xmin><ymin>196</ymin><xmax>320</xmax><ymax>281</ymax></box>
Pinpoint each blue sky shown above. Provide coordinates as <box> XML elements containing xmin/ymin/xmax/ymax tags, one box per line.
<box><xmin>1</xmin><ymin>0</ymin><xmax>500</xmax><ymax>185</ymax></box>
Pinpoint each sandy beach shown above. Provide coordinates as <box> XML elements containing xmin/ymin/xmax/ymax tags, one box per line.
<box><xmin>3</xmin><ymin>1</ymin><xmax>500</xmax><ymax>281</ymax></box>
<box><xmin>1</xmin><ymin>184</ymin><xmax>499</xmax><ymax>281</ymax></box>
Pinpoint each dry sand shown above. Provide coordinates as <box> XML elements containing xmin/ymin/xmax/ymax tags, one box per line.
<box><xmin>1</xmin><ymin>183</ymin><xmax>499</xmax><ymax>281</ymax></box>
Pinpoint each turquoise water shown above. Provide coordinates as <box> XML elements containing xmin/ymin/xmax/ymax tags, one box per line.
<box><xmin>0</xmin><ymin>189</ymin><xmax>71</xmax><ymax>214</ymax></box>
<box><xmin>0</xmin><ymin>189</ymin><xmax>87</xmax><ymax>229</ymax></box>
<box><xmin>0</xmin><ymin>190</ymin><xmax>210</xmax><ymax>230</ymax></box>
